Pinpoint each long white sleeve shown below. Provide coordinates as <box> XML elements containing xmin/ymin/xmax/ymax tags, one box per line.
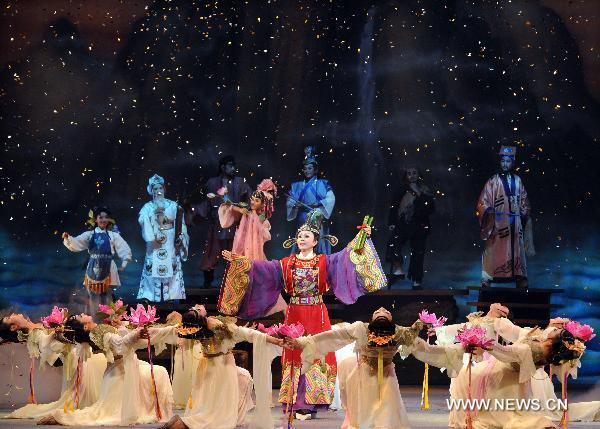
<box><xmin>138</xmin><ymin>205</ymin><xmax>155</xmax><ymax>243</ymax></box>
<box><xmin>434</xmin><ymin>323</ymin><xmax>466</xmax><ymax>345</ymax></box>
<box><xmin>63</xmin><ymin>230</ymin><xmax>93</xmax><ymax>252</ymax></box>
<box><xmin>111</xmin><ymin>232</ymin><xmax>132</xmax><ymax>268</ymax></box>
<box><xmin>298</xmin><ymin>321</ymin><xmax>363</xmax><ymax>373</ymax></box>
<box><xmin>236</xmin><ymin>326</ymin><xmax>282</xmax><ymax>429</ymax></box>
<box><xmin>488</xmin><ymin>342</ymin><xmax>537</xmax><ymax>383</ymax></box>
<box><xmin>410</xmin><ymin>337</ymin><xmax>465</xmax><ymax>378</ymax></box>
<box><xmin>493</xmin><ymin>318</ymin><xmax>526</xmax><ymax>343</ymax></box>
<box><xmin>147</xmin><ymin>325</ymin><xmax>178</xmax><ymax>356</ymax></box>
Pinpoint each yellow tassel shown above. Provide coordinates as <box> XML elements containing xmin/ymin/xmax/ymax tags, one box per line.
<box><xmin>63</xmin><ymin>400</ymin><xmax>70</xmax><ymax>414</ymax></box>
<box><xmin>562</xmin><ymin>377</ymin><xmax>567</xmax><ymax>429</ymax></box>
<box><xmin>421</xmin><ymin>363</ymin><xmax>430</xmax><ymax>410</ymax></box>
<box><xmin>187</xmin><ymin>394</ymin><xmax>193</xmax><ymax>410</ymax></box>
<box><xmin>377</xmin><ymin>350</ymin><xmax>383</xmax><ymax>386</ymax></box>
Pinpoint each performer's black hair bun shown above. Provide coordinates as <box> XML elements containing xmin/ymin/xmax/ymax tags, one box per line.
<box><xmin>177</xmin><ymin>310</ymin><xmax>213</xmax><ymax>340</ymax></box>
<box><xmin>0</xmin><ymin>318</ymin><xmax>21</xmax><ymax>344</ymax></box>
<box><xmin>548</xmin><ymin>330</ymin><xmax>582</xmax><ymax>366</ymax></box>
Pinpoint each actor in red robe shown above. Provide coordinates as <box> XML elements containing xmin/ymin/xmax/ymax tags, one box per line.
<box><xmin>219</xmin><ymin>211</ymin><xmax>387</xmax><ymax>419</ymax></box>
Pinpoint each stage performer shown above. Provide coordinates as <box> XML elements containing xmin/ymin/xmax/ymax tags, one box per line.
<box><xmin>477</xmin><ymin>146</ymin><xmax>533</xmax><ymax>288</ymax></box>
<box><xmin>62</xmin><ymin>207</ymin><xmax>132</xmax><ymax>311</ymax></box>
<box><xmin>37</xmin><ymin>313</ymin><xmax>176</xmax><ymax>426</ymax></box>
<box><xmin>218</xmin><ymin>178</ymin><xmax>286</xmax><ymax>315</ymax></box>
<box><xmin>386</xmin><ymin>166</ymin><xmax>435</xmax><ymax>289</ymax></box>
<box><xmin>4</xmin><ymin>310</ymin><xmax>107</xmax><ymax>419</ymax></box>
<box><xmin>418</xmin><ymin>317</ymin><xmax>585</xmax><ymax>429</ymax></box>
<box><xmin>436</xmin><ymin>306</ymin><xmax>600</xmax><ymax>425</ymax></box>
<box><xmin>286</xmin><ymin>146</ymin><xmax>335</xmax><ymax>254</ymax></box>
<box><xmin>189</xmin><ymin>155</ymin><xmax>252</xmax><ymax>288</ymax></box>
<box><xmin>219</xmin><ymin>211</ymin><xmax>387</xmax><ymax>419</ymax></box>
<box><xmin>166</xmin><ymin>306</ymin><xmax>204</xmax><ymax>410</ymax></box>
<box><xmin>285</xmin><ymin>307</ymin><xmax>430</xmax><ymax>429</ymax></box>
<box><xmin>159</xmin><ymin>308</ymin><xmax>283</xmax><ymax>429</ymax></box>
<box><xmin>138</xmin><ymin>174</ymin><xmax>189</xmax><ymax>302</ymax></box>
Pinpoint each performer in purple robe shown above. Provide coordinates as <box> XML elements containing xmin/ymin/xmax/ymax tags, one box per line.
<box><xmin>476</xmin><ymin>146</ymin><xmax>534</xmax><ymax>288</ymax></box>
<box><xmin>187</xmin><ymin>156</ymin><xmax>252</xmax><ymax>288</ymax></box>
<box><xmin>218</xmin><ymin>211</ymin><xmax>387</xmax><ymax>420</ymax></box>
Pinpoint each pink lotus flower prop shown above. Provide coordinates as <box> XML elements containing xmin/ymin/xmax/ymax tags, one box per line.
<box><xmin>41</xmin><ymin>306</ymin><xmax>68</xmax><ymax>328</ymax></box>
<box><xmin>257</xmin><ymin>322</ymin><xmax>305</xmax><ymax>338</ymax></box>
<box><xmin>419</xmin><ymin>309</ymin><xmax>448</xmax><ymax>328</ymax></box>
<box><xmin>278</xmin><ymin>323</ymin><xmax>305</xmax><ymax>338</ymax></box>
<box><xmin>97</xmin><ymin>299</ymin><xmax>127</xmax><ymax>324</ymax></box>
<box><xmin>565</xmin><ymin>321</ymin><xmax>596</xmax><ymax>342</ymax></box>
<box><xmin>257</xmin><ymin>323</ymin><xmax>281</xmax><ymax>336</ymax></box>
<box><xmin>124</xmin><ymin>303</ymin><xmax>159</xmax><ymax>327</ymax></box>
<box><xmin>455</xmin><ymin>326</ymin><xmax>494</xmax><ymax>350</ymax></box>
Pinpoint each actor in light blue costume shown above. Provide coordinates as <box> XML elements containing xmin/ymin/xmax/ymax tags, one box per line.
<box><xmin>286</xmin><ymin>146</ymin><xmax>336</xmax><ymax>254</ymax></box>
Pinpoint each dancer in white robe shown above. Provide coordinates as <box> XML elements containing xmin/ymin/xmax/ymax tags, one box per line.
<box><xmin>38</xmin><ymin>314</ymin><xmax>175</xmax><ymax>426</ymax></box>
<box><xmin>415</xmin><ymin>315</ymin><xmax>586</xmax><ymax>429</ymax></box>
<box><xmin>160</xmin><ymin>308</ymin><xmax>283</xmax><ymax>429</ymax></box>
<box><xmin>286</xmin><ymin>307</ymin><xmax>433</xmax><ymax>429</ymax></box>
<box><xmin>434</xmin><ymin>305</ymin><xmax>600</xmax><ymax>425</ymax></box>
<box><xmin>8</xmin><ymin>339</ymin><xmax>106</xmax><ymax>419</ymax></box>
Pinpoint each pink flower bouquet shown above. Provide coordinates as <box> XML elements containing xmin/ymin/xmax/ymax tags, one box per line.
<box><xmin>258</xmin><ymin>322</ymin><xmax>305</xmax><ymax>338</ymax></box>
<box><xmin>455</xmin><ymin>326</ymin><xmax>495</xmax><ymax>350</ymax></box>
<box><xmin>97</xmin><ymin>299</ymin><xmax>127</xmax><ymax>325</ymax></box>
<box><xmin>278</xmin><ymin>322</ymin><xmax>305</xmax><ymax>339</ymax></box>
<box><xmin>41</xmin><ymin>306</ymin><xmax>68</xmax><ymax>328</ymax></box>
<box><xmin>124</xmin><ymin>303</ymin><xmax>159</xmax><ymax>327</ymax></box>
<box><xmin>565</xmin><ymin>321</ymin><xmax>596</xmax><ymax>342</ymax></box>
<box><xmin>419</xmin><ymin>309</ymin><xmax>448</xmax><ymax>338</ymax></box>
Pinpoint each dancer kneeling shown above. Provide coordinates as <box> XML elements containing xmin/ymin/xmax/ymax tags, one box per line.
<box><xmin>285</xmin><ymin>307</ymin><xmax>436</xmax><ymax>429</ymax></box>
<box><xmin>37</xmin><ymin>313</ymin><xmax>174</xmax><ymax>426</ymax></box>
<box><xmin>161</xmin><ymin>307</ymin><xmax>283</xmax><ymax>429</ymax></box>
<box><xmin>1</xmin><ymin>312</ymin><xmax>107</xmax><ymax>419</ymax></box>
<box><xmin>413</xmin><ymin>316</ymin><xmax>585</xmax><ymax>429</ymax></box>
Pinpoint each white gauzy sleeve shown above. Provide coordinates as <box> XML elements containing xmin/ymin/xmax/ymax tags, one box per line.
<box><xmin>409</xmin><ymin>337</ymin><xmax>465</xmax><ymax>378</ymax></box>
<box><xmin>298</xmin><ymin>321</ymin><xmax>362</xmax><ymax>373</ymax></box>
<box><xmin>488</xmin><ymin>342</ymin><xmax>537</xmax><ymax>383</ymax></box>
<box><xmin>63</xmin><ymin>230</ymin><xmax>93</xmax><ymax>252</ymax></box>
<box><xmin>147</xmin><ymin>325</ymin><xmax>178</xmax><ymax>356</ymax></box>
<box><xmin>434</xmin><ymin>323</ymin><xmax>465</xmax><ymax>345</ymax></box>
<box><xmin>493</xmin><ymin>318</ymin><xmax>526</xmax><ymax>343</ymax></box>
<box><xmin>138</xmin><ymin>206</ymin><xmax>155</xmax><ymax>244</ymax></box>
<box><xmin>235</xmin><ymin>326</ymin><xmax>282</xmax><ymax>429</ymax></box>
<box><xmin>112</xmin><ymin>232</ymin><xmax>133</xmax><ymax>268</ymax></box>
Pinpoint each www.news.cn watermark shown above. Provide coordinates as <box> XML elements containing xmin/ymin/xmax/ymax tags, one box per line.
<box><xmin>447</xmin><ymin>398</ymin><xmax>568</xmax><ymax>412</ymax></box>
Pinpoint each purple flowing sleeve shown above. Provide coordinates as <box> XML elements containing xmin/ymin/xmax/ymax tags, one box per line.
<box><xmin>237</xmin><ymin>260</ymin><xmax>285</xmax><ymax>320</ymax></box>
<box><xmin>326</xmin><ymin>238</ymin><xmax>387</xmax><ymax>304</ymax></box>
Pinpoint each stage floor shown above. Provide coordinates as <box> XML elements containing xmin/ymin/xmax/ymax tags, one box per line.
<box><xmin>1</xmin><ymin>387</ymin><xmax>597</xmax><ymax>429</ymax></box>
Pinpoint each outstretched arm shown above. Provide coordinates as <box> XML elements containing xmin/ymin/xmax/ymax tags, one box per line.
<box><xmin>62</xmin><ymin>230</ymin><xmax>93</xmax><ymax>252</ymax></box>
<box><xmin>410</xmin><ymin>338</ymin><xmax>466</xmax><ymax>378</ymax></box>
